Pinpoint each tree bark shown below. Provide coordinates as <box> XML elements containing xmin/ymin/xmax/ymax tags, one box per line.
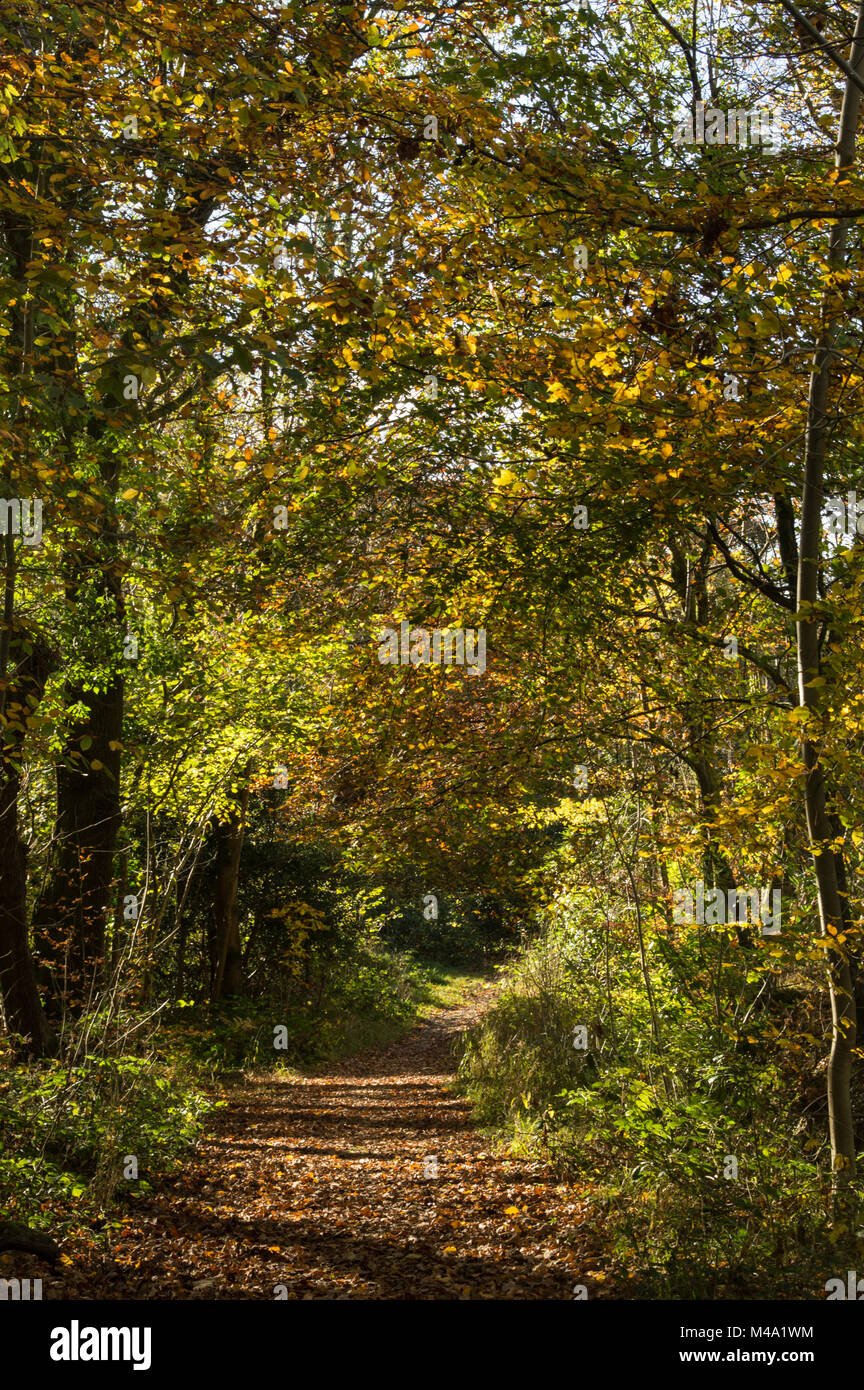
<box><xmin>32</xmin><ymin>672</ymin><xmax>124</xmax><ymax>1016</ymax></box>
<box><xmin>0</xmin><ymin>623</ymin><xmax>55</xmax><ymax>1055</ymax></box>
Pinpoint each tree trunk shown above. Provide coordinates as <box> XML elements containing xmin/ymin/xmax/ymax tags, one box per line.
<box><xmin>32</xmin><ymin>674</ymin><xmax>124</xmax><ymax>1016</ymax></box>
<box><xmin>796</xmin><ymin>0</ymin><xmax>864</xmax><ymax>1187</ymax></box>
<box><xmin>0</xmin><ymin>772</ymin><xmax>51</xmax><ymax>1055</ymax></box>
<box><xmin>686</xmin><ymin>730</ymin><xmax>754</xmax><ymax>948</ymax></box>
<box><xmin>0</xmin><ymin>623</ymin><xmax>55</xmax><ymax>1055</ymax></box>
<box><xmin>211</xmin><ymin>788</ymin><xmax>249</xmax><ymax>1003</ymax></box>
<box><xmin>670</xmin><ymin>535</ymin><xmax>753</xmax><ymax>946</ymax></box>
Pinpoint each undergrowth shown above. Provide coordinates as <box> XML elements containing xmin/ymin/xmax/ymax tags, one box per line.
<box><xmin>0</xmin><ymin>947</ymin><xmax>465</xmax><ymax>1239</ymax></box>
<box><xmin>458</xmin><ymin>914</ymin><xmax>860</xmax><ymax>1299</ymax></box>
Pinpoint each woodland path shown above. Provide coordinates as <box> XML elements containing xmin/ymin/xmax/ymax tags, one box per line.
<box><xmin>51</xmin><ymin>985</ymin><xmax>602</xmax><ymax>1299</ymax></box>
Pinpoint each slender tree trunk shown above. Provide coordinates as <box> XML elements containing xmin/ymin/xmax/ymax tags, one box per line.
<box><xmin>109</xmin><ymin>842</ymin><xmax>129</xmax><ymax>986</ymax></box>
<box><xmin>686</xmin><ymin>734</ymin><xmax>756</xmax><ymax>948</ymax></box>
<box><xmin>670</xmin><ymin>535</ymin><xmax>753</xmax><ymax>946</ymax></box>
<box><xmin>796</xmin><ymin>0</ymin><xmax>864</xmax><ymax>1187</ymax></box>
<box><xmin>211</xmin><ymin>787</ymin><xmax>249</xmax><ymax>1003</ymax></box>
<box><xmin>174</xmin><ymin>907</ymin><xmax>190</xmax><ymax>1005</ymax></box>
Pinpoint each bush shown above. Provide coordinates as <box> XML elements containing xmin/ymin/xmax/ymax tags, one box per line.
<box><xmin>458</xmin><ymin>916</ymin><xmax>842</xmax><ymax>1298</ymax></box>
<box><xmin>0</xmin><ymin>1012</ymin><xmax>211</xmax><ymax>1227</ymax></box>
<box><xmin>168</xmin><ymin>939</ymin><xmax>429</xmax><ymax>1072</ymax></box>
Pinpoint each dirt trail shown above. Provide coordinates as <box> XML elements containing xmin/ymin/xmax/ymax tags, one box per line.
<box><xmin>52</xmin><ymin>987</ymin><xmax>600</xmax><ymax>1299</ymax></box>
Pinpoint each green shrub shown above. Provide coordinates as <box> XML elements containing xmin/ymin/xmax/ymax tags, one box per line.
<box><xmin>168</xmin><ymin>940</ymin><xmax>429</xmax><ymax>1072</ymax></box>
<box><xmin>0</xmin><ymin>1015</ymin><xmax>211</xmax><ymax>1226</ymax></box>
<box><xmin>459</xmin><ymin>917</ymin><xmax>843</xmax><ymax>1298</ymax></box>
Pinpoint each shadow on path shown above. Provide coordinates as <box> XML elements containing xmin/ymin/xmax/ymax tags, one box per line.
<box><xmin>49</xmin><ymin>988</ymin><xmax>601</xmax><ymax>1300</ymax></box>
